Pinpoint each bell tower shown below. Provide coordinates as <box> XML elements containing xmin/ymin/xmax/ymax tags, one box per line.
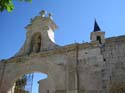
<box><xmin>90</xmin><ymin>20</ymin><xmax>105</xmax><ymax>44</ymax></box>
<box><xmin>16</xmin><ymin>10</ymin><xmax>58</xmax><ymax>56</ymax></box>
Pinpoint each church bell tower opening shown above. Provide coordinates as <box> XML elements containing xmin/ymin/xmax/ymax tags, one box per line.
<box><xmin>31</xmin><ymin>32</ymin><xmax>41</xmax><ymax>53</ymax></box>
<box><xmin>96</xmin><ymin>36</ymin><xmax>102</xmax><ymax>44</ymax></box>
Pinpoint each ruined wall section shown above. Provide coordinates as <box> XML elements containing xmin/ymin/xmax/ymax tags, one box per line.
<box><xmin>101</xmin><ymin>35</ymin><xmax>125</xmax><ymax>92</ymax></box>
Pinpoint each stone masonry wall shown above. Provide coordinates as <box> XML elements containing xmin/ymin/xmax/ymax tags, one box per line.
<box><xmin>101</xmin><ymin>35</ymin><xmax>125</xmax><ymax>93</ymax></box>
<box><xmin>0</xmin><ymin>36</ymin><xmax>125</xmax><ymax>93</ymax></box>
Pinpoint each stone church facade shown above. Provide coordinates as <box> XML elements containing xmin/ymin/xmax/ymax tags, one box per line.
<box><xmin>0</xmin><ymin>10</ymin><xmax>125</xmax><ymax>93</ymax></box>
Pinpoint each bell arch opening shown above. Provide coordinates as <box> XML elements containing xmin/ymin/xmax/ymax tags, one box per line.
<box><xmin>96</xmin><ymin>36</ymin><xmax>102</xmax><ymax>44</ymax></box>
<box><xmin>8</xmin><ymin>72</ymin><xmax>48</xmax><ymax>93</ymax></box>
<box><xmin>30</xmin><ymin>32</ymin><xmax>42</xmax><ymax>54</ymax></box>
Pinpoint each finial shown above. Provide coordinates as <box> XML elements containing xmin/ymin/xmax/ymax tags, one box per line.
<box><xmin>93</xmin><ymin>19</ymin><xmax>101</xmax><ymax>32</ymax></box>
<box><xmin>48</xmin><ymin>13</ymin><xmax>53</xmax><ymax>20</ymax></box>
<box><xmin>39</xmin><ymin>10</ymin><xmax>46</xmax><ymax>17</ymax></box>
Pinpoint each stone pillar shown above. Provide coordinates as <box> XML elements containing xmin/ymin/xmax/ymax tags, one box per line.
<box><xmin>66</xmin><ymin>50</ymin><xmax>78</xmax><ymax>93</ymax></box>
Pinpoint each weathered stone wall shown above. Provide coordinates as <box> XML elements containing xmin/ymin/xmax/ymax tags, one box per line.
<box><xmin>78</xmin><ymin>46</ymin><xmax>104</xmax><ymax>92</ymax></box>
<box><xmin>101</xmin><ymin>35</ymin><xmax>125</xmax><ymax>93</ymax></box>
<box><xmin>0</xmin><ymin>50</ymin><xmax>68</xmax><ymax>93</ymax></box>
<box><xmin>76</xmin><ymin>35</ymin><xmax>125</xmax><ymax>93</ymax></box>
<box><xmin>0</xmin><ymin>36</ymin><xmax>125</xmax><ymax>93</ymax></box>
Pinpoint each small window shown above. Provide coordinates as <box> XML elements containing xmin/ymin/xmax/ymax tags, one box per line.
<box><xmin>96</xmin><ymin>36</ymin><xmax>102</xmax><ymax>44</ymax></box>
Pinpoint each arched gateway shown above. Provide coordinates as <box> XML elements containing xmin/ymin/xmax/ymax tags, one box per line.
<box><xmin>0</xmin><ymin>10</ymin><xmax>125</xmax><ymax>93</ymax></box>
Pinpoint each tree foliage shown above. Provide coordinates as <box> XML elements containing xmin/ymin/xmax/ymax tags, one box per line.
<box><xmin>0</xmin><ymin>0</ymin><xmax>32</xmax><ymax>12</ymax></box>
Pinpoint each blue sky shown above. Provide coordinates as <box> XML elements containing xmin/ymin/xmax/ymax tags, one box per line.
<box><xmin>0</xmin><ymin>0</ymin><xmax>125</xmax><ymax>92</ymax></box>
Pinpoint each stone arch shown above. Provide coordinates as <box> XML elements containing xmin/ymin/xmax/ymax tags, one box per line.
<box><xmin>0</xmin><ymin>54</ymin><xmax>66</xmax><ymax>93</ymax></box>
<box><xmin>8</xmin><ymin>72</ymin><xmax>48</xmax><ymax>93</ymax></box>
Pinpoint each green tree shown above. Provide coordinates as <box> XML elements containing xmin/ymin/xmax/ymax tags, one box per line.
<box><xmin>0</xmin><ymin>0</ymin><xmax>32</xmax><ymax>12</ymax></box>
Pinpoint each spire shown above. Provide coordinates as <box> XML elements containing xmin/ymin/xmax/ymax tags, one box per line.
<box><xmin>93</xmin><ymin>20</ymin><xmax>101</xmax><ymax>32</ymax></box>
